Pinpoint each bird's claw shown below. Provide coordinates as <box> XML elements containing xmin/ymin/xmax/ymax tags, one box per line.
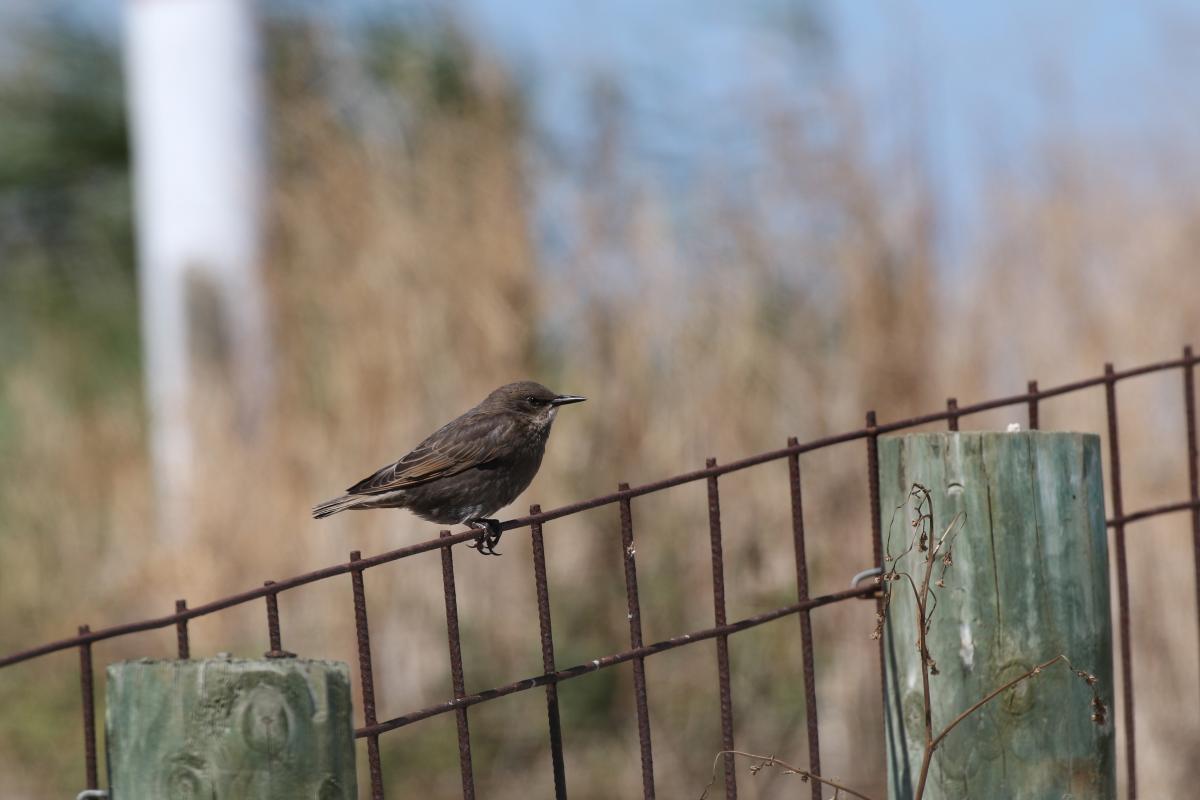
<box><xmin>466</xmin><ymin>519</ymin><xmax>504</xmax><ymax>556</ymax></box>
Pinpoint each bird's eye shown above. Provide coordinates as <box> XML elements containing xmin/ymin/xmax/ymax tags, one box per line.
<box><xmin>526</xmin><ymin>395</ymin><xmax>540</xmax><ymax>405</ymax></box>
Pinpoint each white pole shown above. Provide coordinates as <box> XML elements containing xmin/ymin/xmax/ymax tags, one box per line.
<box><xmin>123</xmin><ymin>0</ymin><xmax>270</xmax><ymax>539</ymax></box>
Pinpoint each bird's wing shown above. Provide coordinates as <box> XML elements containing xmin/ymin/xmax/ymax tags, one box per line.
<box><xmin>346</xmin><ymin>413</ymin><xmax>516</xmax><ymax>495</ymax></box>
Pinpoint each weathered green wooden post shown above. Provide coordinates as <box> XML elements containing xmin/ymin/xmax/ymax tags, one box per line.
<box><xmin>105</xmin><ymin>656</ymin><xmax>357</xmax><ymax>799</ymax></box>
<box><xmin>880</xmin><ymin>432</ymin><xmax>1115</xmax><ymax>799</ymax></box>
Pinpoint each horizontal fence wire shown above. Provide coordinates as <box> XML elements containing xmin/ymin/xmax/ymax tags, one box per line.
<box><xmin>4</xmin><ymin>349</ymin><xmax>1200</xmax><ymax>800</ymax></box>
<box><xmin>9</xmin><ymin>351</ymin><xmax>1199</xmax><ymax>670</ymax></box>
<box><xmin>5</xmin><ymin>353</ymin><xmax>1199</xmax><ymax>669</ymax></box>
<box><xmin>355</xmin><ymin>585</ymin><xmax>876</xmax><ymax>738</ymax></box>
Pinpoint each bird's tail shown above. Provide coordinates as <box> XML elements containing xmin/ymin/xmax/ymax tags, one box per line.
<box><xmin>312</xmin><ymin>494</ymin><xmax>363</xmax><ymax>519</ymax></box>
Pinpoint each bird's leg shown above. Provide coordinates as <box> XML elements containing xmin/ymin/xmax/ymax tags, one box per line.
<box><xmin>465</xmin><ymin>519</ymin><xmax>504</xmax><ymax>556</ymax></box>
<box><xmin>465</xmin><ymin>520</ymin><xmax>489</xmax><ymax>553</ymax></box>
<box><xmin>481</xmin><ymin>518</ymin><xmax>503</xmax><ymax>555</ymax></box>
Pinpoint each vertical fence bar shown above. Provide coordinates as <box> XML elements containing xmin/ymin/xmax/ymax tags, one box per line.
<box><xmin>1183</xmin><ymin>346</ymin><xmax>1200</xmax><ymax>703</ymax></box>
<box><xmin>529</xmin><ymin>505</ymin><xmax>568</xmax><ymax>800</ymax></box>
<box><xmin>350</xmin><ymin>551</ymin><xmax>385</xmax><ymax>800</ymax></box>
<box><xmin>1105</xmin><ymin>363</ymin><xmax>1137</xmax><ymax>799</ymax></box>
<box><xmin>618</xmin><ymin>484</ymin><xmax>655</xmax><ymax>799</ymax></box>
<box><xmin>441</xmin><ymin>531</ymin><xmax>476</xmax><ymax>800</ymax></box>
<box><xmin>946</xmin><ymin>398</ymin><xmax>959</xmax><ymax>431</ymax></box>
<box><xmin>263</xmin><ymin>580</ymin><xmax>293</xmax><ymax>658</ymax></box>
<box><xmin>786</xmin><ymin>441</ymin><xmax>821</xmax><ymax>800</ymax></box>
<box><xmin>1027</xmin><ymin>380</ymin><xmax>1040</xmax><ymax>430</ymax></box>
<box><xmin>77</xmin><ymin>624</ymin><xmax>98</xmax><ymax>791</ymax></box>
<box><xmin>265</xmin><ymin>581</ymin><xmax>282</xmax><ymax>652</ymax></box>
<box><xmin>866</xmin><ymin>412</ymin><xmax>884</xmax><ymax>580</ymax></box>
<box><xmin>865</xmin><ymin>411</ymin><xmax>888</xmax><ymax>753</ymax></box>
<box><xmin>174</xmin><ymin>599</ymin><xmax>189</xmax><ymax>660</ymax></box>
<box><xmin>705</xmin><ymin>460</ymin><xmax>737</xmax><ymax>800</ymax></box>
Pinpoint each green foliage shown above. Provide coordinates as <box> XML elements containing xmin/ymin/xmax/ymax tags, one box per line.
<box><xmin>0</xmin><ymin>23</ymin><xmax>128</xmax><ymax>187</ymax></box>
<box><xmin>0</xmin><ymin>664</ymin><xmax>91</xmax><ymax>791</ymax></box>
<box><xmin>0</xmin><ymin>20</ymin><xmax>139</xmax><ymax>417</ymax></box>
<box><xmin>358</xmin><ymin>15</ymin><xmax>478</xmax><ymax>113</ymax></box>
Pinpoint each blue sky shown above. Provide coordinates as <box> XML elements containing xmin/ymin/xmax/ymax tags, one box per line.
<box><xmin>447</xmin><ymin>0</ymin><xmax>1199</xmax><ymax>257</ymax></box>
<box><xmin>10</xmin><ymin>0</ymin><xmax>1199</xmax><ymax>258</ymax></box>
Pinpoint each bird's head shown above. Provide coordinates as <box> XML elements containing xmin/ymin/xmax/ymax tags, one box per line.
<box><xmin>487</xmin><ymin>381</ymin><xmax>586</xmax><ymax>426</ymax></box>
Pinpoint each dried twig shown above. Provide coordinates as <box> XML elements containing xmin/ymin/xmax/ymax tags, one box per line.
<box><xmin>931</xmin><ymin>654</ymin><xmax>1096</xmax><ymax>751</ymax></box>
<box><xmin>702</xmin><ymin>484</ymin><xmax>1105</xmax><ymax>800</ymax></box>
<box><xmin>697</xmin><ymin>750</ymin><xmax>876</xmax><ymax>800</ymax></box>
<box><xmin>890</xmin><ymin>486</ymin><xmax>1103</xmax><ymax>799</ymax></box>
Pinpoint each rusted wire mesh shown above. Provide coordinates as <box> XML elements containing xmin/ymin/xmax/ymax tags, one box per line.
<box><xmin>3</xmin><ymin>349</ymin><xmax>1199</xmax><ymax>800</ymax></box>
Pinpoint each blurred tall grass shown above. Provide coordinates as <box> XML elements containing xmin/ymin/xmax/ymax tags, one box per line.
<box><xmin>1</xmin><ymin>11</ymin><xmax>1198</xmax><ymax>799</ymax></box>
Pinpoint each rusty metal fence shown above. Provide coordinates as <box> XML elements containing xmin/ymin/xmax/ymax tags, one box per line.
<box><xmin>3</xmin><ymin>349</ymin><xmax>1200</xmax><ymax>800</ymax></box>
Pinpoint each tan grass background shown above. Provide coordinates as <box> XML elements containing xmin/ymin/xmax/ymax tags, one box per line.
<box><xmin>1</xmin><ymin>22</ymin><xmax>1199</xmax><ymax>799</ymax></box>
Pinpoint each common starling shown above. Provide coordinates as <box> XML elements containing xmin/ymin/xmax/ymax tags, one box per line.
<box><xmin>313</xmin><ymin>381</ymin><xmax>585</xmax><ymax>554</ymax></box>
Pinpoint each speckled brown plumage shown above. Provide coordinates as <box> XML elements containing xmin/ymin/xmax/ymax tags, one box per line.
<box><xmin>313</xmin><ymin>381</ymin><xmax>584</xmax><ymax>554</ymax></box>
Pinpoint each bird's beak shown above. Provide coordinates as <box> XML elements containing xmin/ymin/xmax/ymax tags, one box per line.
<box><xmin>551</xmin><ymin>394</ymin><xmax>586</xmax><ymax>406</ymax></box>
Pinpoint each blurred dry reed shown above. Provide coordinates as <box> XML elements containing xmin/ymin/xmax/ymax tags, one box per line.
<box><xmin>1</xmin><ymin>16</ymin><xmax>1198</xmax><ymax>800</ymax></box>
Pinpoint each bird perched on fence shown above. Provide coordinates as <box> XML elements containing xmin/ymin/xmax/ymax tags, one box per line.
<box><xmin>313</xmin><ymin>381</ymin><xmax>585</xmax><ymax>555</ymax></box>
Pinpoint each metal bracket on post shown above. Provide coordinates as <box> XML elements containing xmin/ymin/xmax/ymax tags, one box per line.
<box><xmin>849</xmin><ymin>566</ymin><xmax>883</xmax><ymax>591</ymax></box>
